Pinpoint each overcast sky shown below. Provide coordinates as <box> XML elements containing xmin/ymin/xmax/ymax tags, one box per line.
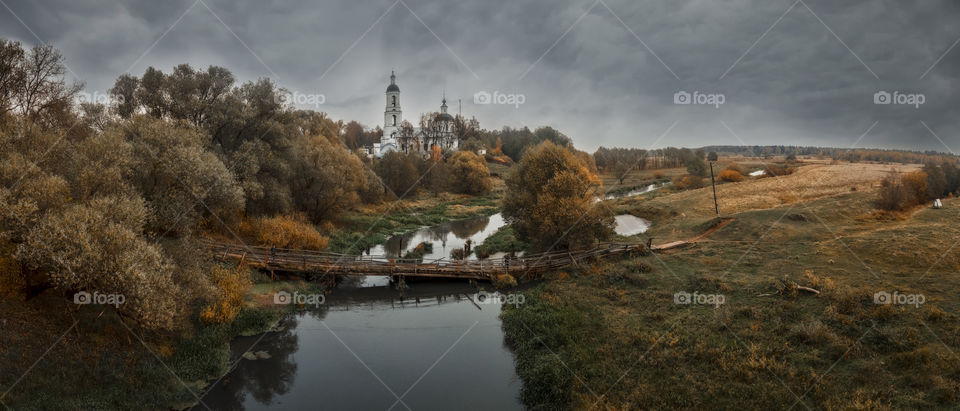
<box><xmin>2</xmin><ymin>0</ymin><xmax>959</xmax><ymax>152</ymax></box>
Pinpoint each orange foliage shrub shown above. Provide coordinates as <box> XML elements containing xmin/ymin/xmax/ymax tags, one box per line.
<box><xmin>235</xmin><ymin>214</ymin><xmax>329</xmax><ymax>250</ymax></box>
<box><xmin>200</xmin><ymin>265</ymin><xmax>252</xmax><ymax>324</ymax></box>
<box><xmin>724</xmin><ymin>162</ymin><xmax>745</xmax><ymax>174</ymax></box>
<box><xmin>672</xmin><ymin>174</ymin><xmax>704</xmax><ymax>190</ymax></box>
<box><xmin>653</xmin><ymin>170</ymin><xmax>666</xmax><ymax>179</ymax></box>
<box><xmin>902</xmin><ymin>170</ymin><xmax>928</xmax><ymax>205</ymax></box>
<box><xmin>718</xmin><ymin>169</ymin><xmax>744</xmax><ymax>182</ymax></box>
<box><xmin>875</xmin><ymin>170</ymin><xmax>928</xmax><ymax>211</ymax></box>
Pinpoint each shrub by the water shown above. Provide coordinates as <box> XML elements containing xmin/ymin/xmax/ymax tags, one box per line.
<box><xmin>235</xmin><ymin>214</ymin><xmax>329</xmax><ymax>250</ymax></box>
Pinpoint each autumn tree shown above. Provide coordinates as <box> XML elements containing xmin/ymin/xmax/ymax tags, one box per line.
<box><xmin>683</xmin><ymin>148</ymin><xmax>708</xmax><ymax>177</ymax></box>
<box><xmin>375</xmin><ymin>151</ymin><xmax>420</xmax><ymax>196</ymax></box>
<box><xmin>116</xmin><ymin>116</ymin><xmax>244</xmax><ymax>235</ymax></box>
<box><xmin>422</xmin><ymin>145</ymin><xmax>451</xmax><ymax>196</ymax></box>
<box><xmin>290</xmin><ymin>134</ymin><xmax>367</xmax><ymax>221</ymax></box>
<box><xmin>342</xmin><ymin>120</ymin><xmax>364</xmax><ymax>149</ymax></box>
<box><xmin>0</xmin><ymin>40</ymin><xmax>82</xmax><ymax>127</ymax></box>
<box><xmin>503</xmin><ymin>141</ymin><xmax>614</xmax><ymax>251</ymax></box>
<box><xmin>876</xmin><ymin>170</ymin><xmax>929</xmax><ymax>211</ymax></box>
<box><xmin>448</xmin><ymin>150</ymin><xmax>491</xmax><ymax>195</ymax></box>
<box><xmin>923</xmin><ymin>162</ymin><xmax>947</xmax><ymax>200</ymax></box>
<box><xmin>17</xmin><ymin>195</ymin><xmax>181</xmax><ymax>329</ymax></box>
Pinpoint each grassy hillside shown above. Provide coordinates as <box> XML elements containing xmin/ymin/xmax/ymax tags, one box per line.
<box><xmin>503</xmin><ymin>161</ymin><xmax>960</xmax><ymax>409</ymax></box>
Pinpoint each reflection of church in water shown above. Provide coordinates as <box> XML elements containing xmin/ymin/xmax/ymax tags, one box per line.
<box><xmin>368</xmin><ymin>71</ymin><xmax>478</xmax><ymax>157</ymax></box>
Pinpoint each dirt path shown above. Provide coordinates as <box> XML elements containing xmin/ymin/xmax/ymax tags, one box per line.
<box><xmin>689</xmin><ymin>218</ymin><xmax>735</xmax><ymax>242</ymax></box>
<box><xmin>652</xmin><ymin>217</ymin><xmax>734</xmax><ymax>251</ymax></box>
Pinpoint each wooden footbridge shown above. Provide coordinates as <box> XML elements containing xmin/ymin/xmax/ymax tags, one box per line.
<box><xmin>204</xmin><ymin>239</ymin><xmax>682</xmax><ymax>281</ymax></box>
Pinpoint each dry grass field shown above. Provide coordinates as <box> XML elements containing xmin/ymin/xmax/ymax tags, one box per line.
<box><xmin>503</xmin><ymin>161</ymin><xmax>960</xmax><ymax>410</ymax></box>
<box><xmin>669</xmin><ymin>162</ymin><xmax>919</xmax><ymax>217</ymax></box>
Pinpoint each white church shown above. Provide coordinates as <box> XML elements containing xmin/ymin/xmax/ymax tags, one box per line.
<box><xmin>368</xmin><ymin>71</ymin><xmax>477</xmax><ymax>157</ymax></box>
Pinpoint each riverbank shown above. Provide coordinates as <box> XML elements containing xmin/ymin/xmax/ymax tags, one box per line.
<box><xmin>0</xmin><ymin>290</ymin><xmax>285</xmax><ymax>410</ymax></box>
<box><xmin>500</xmin><ymin>163</ymin><xmax>960</xmax><ymax>409</ymax></box>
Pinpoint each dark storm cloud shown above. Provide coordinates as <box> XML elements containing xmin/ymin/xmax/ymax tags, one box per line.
<box><xmin>2</xmin><ymin>0</ymin><xmax>959</xmax><ymax>152</ymax></box>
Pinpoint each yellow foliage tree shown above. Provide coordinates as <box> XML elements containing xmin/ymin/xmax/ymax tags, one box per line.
<box><xmin>200</xmin><ymin>265</ymin><xmax>252</xmax><ymax>324</ymax></box>
<box><xmin>235</xmin><ymin>214</ymin><xmax>329</xmax><ymax>250</ymax></box>
<box><xmin>448</xmin><ymin>151</ymin><xmax>492</xmax><ymax>195</ymax></box>
<box><xmin>503</xmin><ymin>141</ymin><xmax>613</xmax><ymax>251</ymax></box>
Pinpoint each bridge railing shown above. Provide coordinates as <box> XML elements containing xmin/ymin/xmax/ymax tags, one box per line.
<box><xmin>203</xmin><ymin>239</ymin><xmax>649</xmax><ymax>278</ymax></box>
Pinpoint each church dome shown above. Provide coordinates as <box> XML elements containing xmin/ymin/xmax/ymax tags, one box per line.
<box><xmin>387</xmin><ymin>83</ymin><xmax>400</xmax><ymax>92</ymax></box>
<box><xmin>439</xmin><ymin>112</ymin><xmax>454</xmax><ymax>121</ymax></box>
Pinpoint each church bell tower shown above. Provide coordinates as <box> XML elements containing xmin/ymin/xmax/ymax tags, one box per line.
<box><xmin>383</xmin><ymin>71</ymin><xmax>402</xmax><ymax>142</ymax></box>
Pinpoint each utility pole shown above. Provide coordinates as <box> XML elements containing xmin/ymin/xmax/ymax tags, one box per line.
<box><xmin>708</xmin><ymin>151</ymin><xmax>719</xmax><ymax>217</ymax></box>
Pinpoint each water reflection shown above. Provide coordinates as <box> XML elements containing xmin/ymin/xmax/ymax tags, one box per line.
<box><xmin>614</xmin><ymin>214</ymin><xmax>651</xmax><ymax>236</ymax></box>
<box><xmin>603</xmin><ymin>182</ymin><xmax>669</xmax><ymax>200</ymax></box>
<box><xmin>198</xmin><ymin>209</ymin><xmax>654</xmax><ymax>410</ymax></box>
<box><xmin>198</xmin><ymin>323</ymin><xmax>301</xmax><ymax>410</ymax></box>
<box><xmin>372</xmin><ymin>214</ymin><xmax>504</xmax><ymax>260</ymax></box>
<box><xmin>197</xmin><ymin>282</ymin><xmax>524</xmax><ymax>411</ymax></box>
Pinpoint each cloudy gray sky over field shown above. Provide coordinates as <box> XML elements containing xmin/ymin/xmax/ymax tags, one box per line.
<box><xmin>2</xmin><ymin>0</ymin><xmax>960</xmax><ymax>152</ymax></box>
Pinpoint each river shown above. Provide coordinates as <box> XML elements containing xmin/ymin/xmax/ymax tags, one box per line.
<box><xmin>197</xmin><ymin>189</ymin><xmax>655</xmax><ymax>410</ymax></box>
<box><xmin>196</xmin><ymin>282</ymin><xmax>524</xmax><ymax>410</ymax></box>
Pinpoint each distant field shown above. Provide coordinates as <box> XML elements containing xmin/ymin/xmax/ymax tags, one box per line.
<box><xmin>612</xmin><ymin>161</ymin><xmax>920</xmax><ymax>239</ymax></box>
<box><xmin>598</xmin><ymin>167</ymin><xmax>686</xmax><ymax>196</ymax></box>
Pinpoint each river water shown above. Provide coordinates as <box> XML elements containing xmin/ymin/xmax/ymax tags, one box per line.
<box><xmin>198</xmin><ymin>189</ymin><xmax>656</xmax><ymax>410</ymax></box>
<box><xmin>197</xmin><ymin>282</ymin><xmax>524</xmax><ymax>410</ymax></box>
